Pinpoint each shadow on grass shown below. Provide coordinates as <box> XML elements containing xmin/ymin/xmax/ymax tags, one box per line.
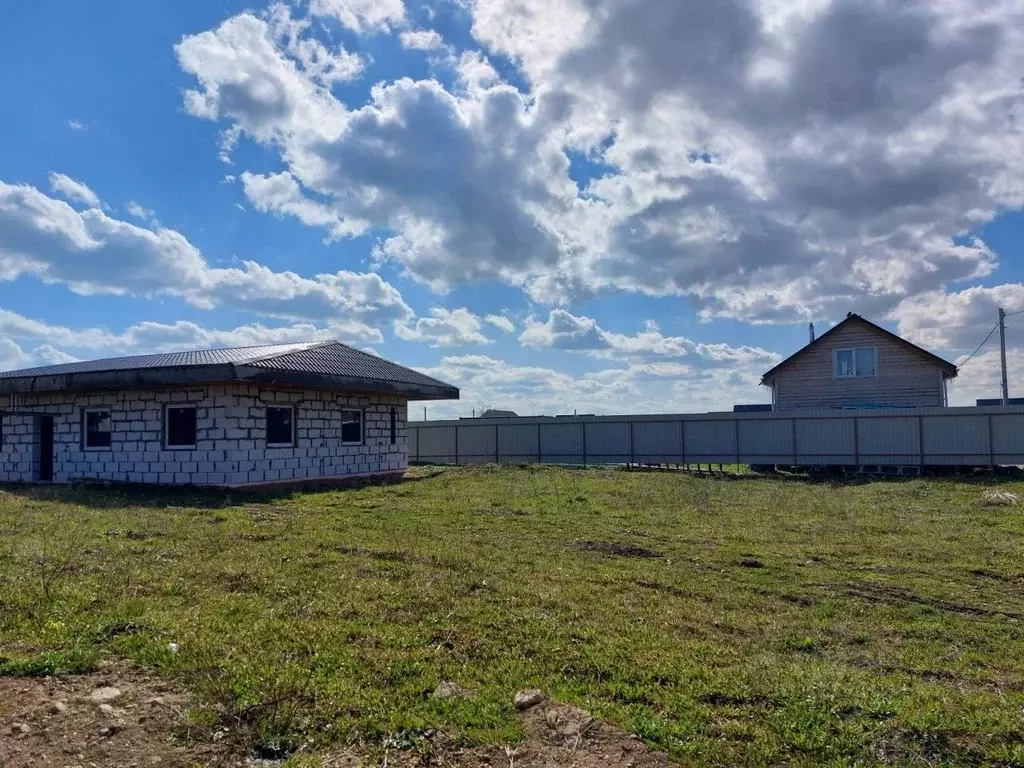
<box><xmin>0</xmin><ymin>468</ymin><xmax>449</xmax><ymax>510</ymax></box>
<box><xmin>616</xmin><ymin>464</ymin><xmax>1024</xmax><ymax>487</ymax></box>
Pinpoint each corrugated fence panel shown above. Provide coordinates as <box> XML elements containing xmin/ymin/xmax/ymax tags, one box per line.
<box><xmin>992</xmin><ymin>413</ymin><xmax>1024</xmax><ymax>464</ymax></box>
<box><xmin>684</xmin><ymin>420</ymin><xmax>737</xmax><ymax>463</ymax></box>
<box><xmin>922</xmin><ymin>415</ymin><xmax>989</xmax><ymax>465</ymax></box>
<box><xmin>499</xmin><ymin>423</ymin><xmax>541</xmax><ymax>464</ymax></box>
<box><xmin>585</xmin><ymin>422</ymin><xmax>631</xmax><ymax>465</ymax></box>
<box><xmin>457</xmin><ymin>425</ymin><xmax>497</xmax><ymax>464</ymax></box>
<box><xmin>857</xmin><ymin>417</ymin><xmax>920</xmax><ymax>464</ymax></box>
<box><xmin>738</xmin><ymin>419</ymin><xmax>793</xmax><ymax>464</ymax></box>
<box><xmin>409</xmin><ymin>406</ymin><xmax>1024</xmax><ymax>468</ymax></box>
<box><xmin>633</xmin><ymin>421</ymin><xmax>682</xmax><ymax>463</ymax></box>
<box><xmin>417</xmin><ymin>425</ymin><xmax>457</xmax><ymax>463</ymax></box>
<box><xmin>540</xmin><ymin>422</ymin><xmax>585</xmax><ymax>464</ymax></box>
<box><xmin>795</xmin><ymin>418</ymin><xmax>856</xmax><ymax>464</ymax></box>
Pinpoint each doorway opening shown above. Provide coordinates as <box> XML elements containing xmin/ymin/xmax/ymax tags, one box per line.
<box><xmin>38</xmin><ymin>415</ymin><xmax>54</xmax><ymax>482</ymax></box>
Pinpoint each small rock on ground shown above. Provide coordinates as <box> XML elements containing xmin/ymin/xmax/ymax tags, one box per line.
<box><xmin>514</xmin><ymin>689</ymin><xmax>545</xmax><ymax>710</ymax></box>
<box><xmin>88</xmin><ymin>686</ymin><xmax>123</xmax><ymax>703</ymax></box>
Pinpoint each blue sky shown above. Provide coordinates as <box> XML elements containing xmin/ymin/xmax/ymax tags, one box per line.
<box><xmin>2</xmin><ymin>0</ymin><xmax>1023</xmax><ymax>416</ymax></box>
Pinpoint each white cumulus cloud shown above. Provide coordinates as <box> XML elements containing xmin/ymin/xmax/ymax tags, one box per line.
<box><xmin>0</xmin><ymin>179</ymin><xmax>413</xmax><ymax>338</ymax></box>
<box><xmin>175</xmin><ymin>0</ymin><xmax>1024</xmax><ymax>329</ymax></box>
<box><xmin>484</xmin><ymin>314</ymin><xmax>515</xmax><ymax>333</ymax></box>
<box><xmin>308</xmin><ymin>0</ymin><xmax>406</xmax><ymax>33</ymax></box>
<box><xmin>48</xmin><ymin>172</ymin><xmax>102</xmax><ymax>209</ymax></box>
<box><xmin>395</xmin><ymin>307</ymin><xmax>491</xmax><ymax>346</ymax></box>
<box><xmin>417</xmin><ymin>353</ymin><xmax>769</xmax><ymax>418</ymax></box>
<box><xmin>520</xmin><ymin>309</ymin><xmax>780</xmax><ymax>367</ymax></box>
<box><xmin>125</xmin><ymin>201</ymin><xmax>155</xmax><ymax>221</ymax></box>
<box><xmin>0</xmin><ymin>308</ymin><xmax>383</xmax><ymax>362</ymax></box>
<box><xmin>400</xmin><ymin>29</ymin><xmax>447</xmax><ymax>51</ymax></box>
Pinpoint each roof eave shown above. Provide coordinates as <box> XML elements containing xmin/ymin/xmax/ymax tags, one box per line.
<box><xmin>234</xmin><ymin>366</ymin><xmax>460</xmax><ymax>400</ymax></box>
<box><xmin>0</xmin><ymin>364</ymin><xmax>460</xmax><ymax>400</ymax></box>
<box><xmin>0</xmin><ymin>364</ymin><xmax>239</xmax><ymax>395</ymax></box>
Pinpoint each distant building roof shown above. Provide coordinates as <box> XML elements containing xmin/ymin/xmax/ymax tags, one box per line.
<box><xmin>0</xmin><ymin>341</ymin><xmax>459</xmax><ymax>400</ymax></box>
<box><xmin>479</xmin><ymin>409</ymin><xmax>518</xmax><ymax>418</ymax></box>
<box><xmin>760</xmin><ymin>313</ymin><xmax>958</xmax><ymax>384</ymax></box>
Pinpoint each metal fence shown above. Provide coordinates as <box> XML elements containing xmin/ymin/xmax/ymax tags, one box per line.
<box><xmin>409</xmin><ymin>405</ymin><xmax>1024</xmax><ymax>468</ymax></box>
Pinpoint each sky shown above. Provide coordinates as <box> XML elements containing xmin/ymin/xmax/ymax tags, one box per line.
<box><xmin>1</xmin><ymin>0</ymin><xmax>1023</xmax><ymax>418</ymax></box>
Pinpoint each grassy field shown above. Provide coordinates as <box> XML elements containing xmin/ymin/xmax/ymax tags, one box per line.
<box><xmin>0</xmin><ymin>465</ymin><xmax>1023</xmax><ymax>766</ymax></box>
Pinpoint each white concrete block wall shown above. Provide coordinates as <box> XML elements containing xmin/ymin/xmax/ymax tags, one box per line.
<box><xmin>0</xmin><ymin>413</ymin><xmax>38</xmax><ymax>482</ymax></box>
<box><xmin>0</xmin><ymin>384</ymin><xmax>408</xmax><ymax>485</ymax></box>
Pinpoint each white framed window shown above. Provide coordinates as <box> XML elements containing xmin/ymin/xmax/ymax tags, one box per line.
<box><xmin>266</xmin><ymin>406</ymin><xmax>295</xmax><ymax>447</ymax></box>
<box><xmin>165</xmin><ymin>406</ymin><xmax>198</xmax><ymax>449</ymax></box>
<box><xmin>341</xmin><ymin>409</ymin><xmax>363</xmax><ymax>445</ymax></box>
<box><xmin>83</xmin><ymin>408</ymin><xmax>112</xmax><ymax>449</ymax></box>
<box><xmin>835</xmin><ymin>347</ymin><xmax>877</xmax><ymax>378</ymax></box>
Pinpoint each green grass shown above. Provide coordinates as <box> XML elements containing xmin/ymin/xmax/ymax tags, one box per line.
<box><xmin>1</xmin><ymin>466</ymin><xmax>1023</xmax><ymax>766</ymax></box>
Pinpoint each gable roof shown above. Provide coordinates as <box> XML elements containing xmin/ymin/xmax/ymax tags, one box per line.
<box><xmin>479</xmin><ymin>409</ymin><xmax>518</xmax><ymax>418</ymax></box>
<box><xmin>0</xmin><ymin>340</ymin><xmax>459</xmax><ymax>400</ymax></box>
<box><xmin>760</xmin><ymin>314</ymin><xmax>958</xmax><ymax>384</ymax></box>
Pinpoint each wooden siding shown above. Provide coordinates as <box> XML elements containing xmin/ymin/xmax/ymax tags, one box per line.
<box><xmin>767</xmin><ymin>319</ymin><xmax>946</xmax><ymax>411</ymax></box>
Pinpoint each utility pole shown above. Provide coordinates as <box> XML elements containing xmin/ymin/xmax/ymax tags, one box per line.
<box><xmin>999</xmin><ymin>307</ymin><xmax>1009</xmax><ymax>405</ymax></box>
<box><xmin>424</xmin><ymin>406</ymin><xmax>427</xmax><ymax>421</ymax></box>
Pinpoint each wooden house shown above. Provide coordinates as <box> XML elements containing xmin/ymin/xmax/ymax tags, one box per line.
<box><xmin>760</xmin><ymin>314</ymin><xmax>958</xmax><ymax>411</ymax></box>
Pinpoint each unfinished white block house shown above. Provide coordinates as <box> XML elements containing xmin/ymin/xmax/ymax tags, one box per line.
<box><xmin>0</xmin><ymin>341</ymin><xmax>458</xmax><ymax>486</ymax></box>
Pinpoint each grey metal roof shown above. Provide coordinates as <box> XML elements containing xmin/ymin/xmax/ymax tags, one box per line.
<box><xmin>0</xmin><ymin>341</ymin><xmax>459</xmax><ymax>400</ymax></box>
<box><xmin>0</xmin><ymin>342</ymin><xmax>322</xmax><ymax>379</ymax></box>
<box><xmin>246</xmin><ymin>343</ymin><xmax>455</xmax><ymax>391</ymax></box>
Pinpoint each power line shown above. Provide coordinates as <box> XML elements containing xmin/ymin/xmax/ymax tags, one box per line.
<box><xmin>957</xmin><ymin>322</ymin><xmax>999</xmax><ymax>370</ymax></box>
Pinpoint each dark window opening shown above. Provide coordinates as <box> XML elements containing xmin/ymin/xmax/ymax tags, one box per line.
<box><xmin>267</xmin><ymin>406</ymin><xmax>294</xmax><ymax>446</ymax></box>
<box><xmin>341</xmin><ymin>409</ymin><xmax>362</xmax><ymax>445</ymax></box>
<box><xmin>390</xmin><ymin>407</ymin><xmax>396</xmax><ymax>445</ymax></box>
<box><xmin>84</xmin><ymin>409</ymin><xmax>112</xmax><ymax>448</ymax></box>
<box><xmin>166</xmin><ymin>407</ymin><xmax>198</xmax><ymax>448</ymax></box>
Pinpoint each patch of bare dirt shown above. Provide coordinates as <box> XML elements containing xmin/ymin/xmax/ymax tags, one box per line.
<box><xmin>2</xmin><ymin>667</ymin><xmax>667</xmax><ymax>768</ymax></box>
<box><xmin>324</xmin><ymin>700</ymin><xmax>670</xmax><ymax>767</ymax></box>
<box><xmin>0</xmin><ymin>661</ymin><xmax>237</xmax><ymax>768</ymax></box>
<box><xmin>572</xmin><ymin>540</ymin><xmax>663</xmax><ymax>559</ymax></box>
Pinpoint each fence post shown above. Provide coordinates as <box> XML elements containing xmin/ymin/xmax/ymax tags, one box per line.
<box><xmin>582</xmin><ymin>421</ymin><xmax>587</xmax><ymax>467</ymax></box>
<box><xmin>495</xmin><ymin>423</ymin><xmax>500</xmax><ymax>464</ymax></box>
<box><xmin>536</xmin><ymin>423</ymin><xmax>542</xmax><ymax>464</ymax></box>
<box><xmin>454</xmin><ymin>425</ymin><xmax>459</xmax><ymax>466</ymax></box>
<box><xmin>734</xmin><ymin>418</ymin><xmax>740</xmax><ymax>469</ymax></box>
<box><xmin>629</xmin><ymin>420</ymin><xmax>635</xmax><ymax>467</ymax></box>
<box><xmin>680</xmin><ymin>420</ymin><xmax>686</xmax><ymax>466</ymax></box>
